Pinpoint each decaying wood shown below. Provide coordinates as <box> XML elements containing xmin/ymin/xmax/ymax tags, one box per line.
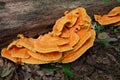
<box><xmin>0</xmin><ymin>0</ymin><xmax>120</xmax><ymax>49</ymax></box>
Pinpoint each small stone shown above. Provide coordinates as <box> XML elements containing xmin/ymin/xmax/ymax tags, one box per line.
<box><xmin>98</xmin><ymin>32</ymin><xmax>109</xmax><ymax>40</ymax></box>
<box><xmin>42</xmin><ymin>76</ymin><xmax>47</xmax><ymax>80</ymax></box>
<box><xmin>45</xmin><ymin>71</ymin><xmax>54</xmax><ymax>76</ymax></box>
<box><xmin>22</xmin><ymin>65</ymin><xmax>31</xmax><ymax>72</ymax></box>
<box><xmin>98</xmin><ymin>70</ymin><xmax>103</xmax><ymax>74</ymax></box>
<box><xmin>37</xmin><ymin>71</ymin><xmax>45</xmax><ymax>77</ymax></box>
<box><xmin>117</xmin><ymin>36</ymin><xmax>120</xmax><ymax>39</ymax></box>
<box><xmin>108</xmin><ymin>38</ymin><xmax>118</xmax><ymax>42</ymax></box>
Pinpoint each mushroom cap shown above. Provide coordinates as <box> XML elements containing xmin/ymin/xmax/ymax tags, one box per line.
<box><xmin>94</xmin><ymin>6</ymin><xmax>120</xmax><ymax>26</ymax></box>
<box><xmin>108</xmin><ymin>6</ymin><xmax>120</xmax><ymax>17</ymax></box>
<box><xmin>53</xmin><ymin>9</ymin><xmax>79</xmax><ymax>36</ymax></box>
<box><xmin>73</xmin><ymin>29</ymin><xmax>91</xmax><ymax>51</ymax></box>
<box><xmin>7</xmin><ymin>40</ymin><xmax>18</xmax><ymax>50</ymax></box>
<box><xmin>34</xmin><ymin>39</ymin><xmax>59</xmax><ymax>53</ymax></box>
<box><xmin>69</xmin><ymin>28</ymin><xmax>80</xmax><ymax>47</ymax></box>
<box><xmin>72</xmin><ymin>7</ymin><xmax>91</xmax><ymax>30</ymax></box>
<box><xmin>53</xmin><ymin>17</ymin><xmax>71</xmax><ymax>36</ymax></box>
<box><xmin>60</xmin><ymin>27</ymin><xmax>70</xmax><ymax>38</ymax></box>
<box><xmin>7</xmin><ymin>37</ymin><xmax>36</xmax><ymax>52</ymax></box>
<box><xmin>34</xmin><ymin>33</ymin><xmax>70</xmax><ymax>53</ymax></box>
<box><xmin>41</xmin><ymin>33</ymin><xmax>69</xmax><ymax>46</ymax></box>
<box><xmin>1</xmin><ymin>48</ymin><xmax>18</xmax><ymax>63</ymax></box>
<box><xmin>21</xmin><ymin>57</ymin><xmax>49</xmax><ymax>64</ymax></box>
<box><xmin>27</xmin><ymin>51</ymin><xmax>62</xmax><ymax>62</ymax></box>
<box><xmin>58</xmin><ymin>44</ymin><xmax>73</xmax><ymax>52</ymax></box>
<box><xmin>16</xmin><ymin>38</ymin><xmax>36</xmax><ymax>51</ymax></box>
<box><xmin>65</xmin><ymin>13</ymin><xmax>79</xmax><ymax>27</ymax></box>
<box><xmin>61</xmin><ymin>29</ymin><xmax>96</xmax><ymax>63</ymax></box>
<box><xmin>94</xmin><ymin>14</ymin><xmax>120</xmax><ymax>25</ymax></box>
<box><xmin>110</xmin><ymin>21</ymin><xmax>120</xmax><ymax>26</ymax></box>
<box><xmin>11</xmin><ymin>47</ymin><xmax>30</xmax><ymax>58</ymax></box>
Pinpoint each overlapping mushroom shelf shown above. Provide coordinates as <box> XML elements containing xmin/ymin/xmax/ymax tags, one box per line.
<box><xmin>94</xmin><ymin>6</ymin><xmax>120</xmax><ymax>26</ymax></box>
<box><xmin>1</xmin><ymin>7</ymin><xmax>96</xmax><ymax>64</ymax></box>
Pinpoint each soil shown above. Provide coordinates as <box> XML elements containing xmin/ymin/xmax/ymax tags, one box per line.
<box><xmin>0</xmin><ymin>23</ymin><xmax>120</xmax><ymax>80</ymax></box>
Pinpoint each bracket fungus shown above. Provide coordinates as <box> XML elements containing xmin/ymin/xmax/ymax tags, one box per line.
<box><xmin>94</xmin><ymin>6</ymin><xmax>120</xmax><ymax>26</ymax></box>
<box><xmin>62</xmin><ymin>30</ymin><xmax>95</xmax><ymax>63</ymax></box>
<box><xmin>1</xmin><ymin>7</ymin><xmax>96</xmax><ymax>64</ymax></box>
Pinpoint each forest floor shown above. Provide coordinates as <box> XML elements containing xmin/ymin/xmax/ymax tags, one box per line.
<box><xmin>0</xmin><ymin>21</ymin><xmax>120</xmax><ymax>80</ymax></box>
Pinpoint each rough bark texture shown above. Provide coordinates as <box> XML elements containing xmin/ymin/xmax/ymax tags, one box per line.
<box><xmin>0</xmin><ymin>0</ymin><xmax>120</xmax><ymax>49</ymax></box>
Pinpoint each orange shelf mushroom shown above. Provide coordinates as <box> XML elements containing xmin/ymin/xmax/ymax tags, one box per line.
<box><xmin>73</xmin><ymin>29</ymin><xmax>92</xmax><ymax>51</ymax></box>
<box><xmin>11</xmin><ymin>47</ymin><xmax>30</xmax><ymax>58</ymax></box>
<box><xmin>62</xmin><ymin>30</ymin><xmax>96</xmax><ymax>63</ymax></box>
<box><xmin>94</xmin><ymin>6</ymin><xmax>120</xmax><ymax>26</ymax></box>
<box><xmin>1</xmin><ymin>48</ymin><xmax>18</xmax><ymax>63</ymax></box>
<box><xmin>21</xmin><ymin>57</ymin><xmax>49</xmax><ymax>64</ymax></box>
<box><xmin>1</xmin><ymin>7</ymin><xmax>96</xmax><ymax>64</ymax></box>
<box><xmin>27</xmin><ymin>51</ymin><xmax>62</xmax><ymax>62</ymax></box>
